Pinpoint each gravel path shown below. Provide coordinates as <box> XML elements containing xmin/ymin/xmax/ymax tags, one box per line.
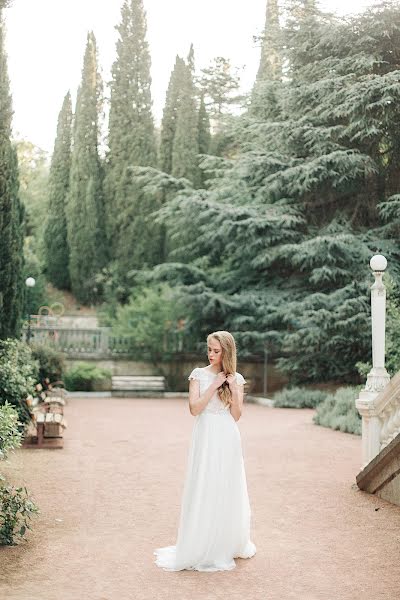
<box><xmin>1</xmin><ymin>396</ymin><xmax>400</xmax><ymax>600</ymax></box>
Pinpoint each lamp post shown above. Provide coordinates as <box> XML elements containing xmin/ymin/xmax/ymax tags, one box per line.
<box><xmin>25</xmin><ymin>276</ymin><xmax>36</xmax><ymax>344</ymax></box>
<box><xmin>263</xmin><ymin>343</ymin><xmax>268</xmax><ymax>397</ymax></box>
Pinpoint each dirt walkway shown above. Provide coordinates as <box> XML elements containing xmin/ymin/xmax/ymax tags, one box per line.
<box><xmin>1</xmin><ymin>396</ymin><xmax>400</xmax><ymax>600</ymax></box>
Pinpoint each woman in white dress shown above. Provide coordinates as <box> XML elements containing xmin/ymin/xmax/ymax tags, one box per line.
<box><xmin>154</xmin><ymin>330</ymin><xmax>256</xmax><ymax>572</ymax></box>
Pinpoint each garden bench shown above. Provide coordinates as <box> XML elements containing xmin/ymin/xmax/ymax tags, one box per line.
<box><xmin>111</xmin><ymin>375</ymin><xmax>166</xmax><ymax>397</ymax></box>
<box><xmin>23</xmin><ymin>395</ymin><xmax>67</xmax><ymax>449</ymax></box>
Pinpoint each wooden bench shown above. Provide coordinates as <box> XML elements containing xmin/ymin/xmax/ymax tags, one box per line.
<box><xmin>23</xmin><ymin>395</ymin><xmax>67</xmax><ymax>449</ymax></box>
<box><xmin>111</xmin><ymin>375</ymin><xmax>166</xmax><ymax>397</ymax></box>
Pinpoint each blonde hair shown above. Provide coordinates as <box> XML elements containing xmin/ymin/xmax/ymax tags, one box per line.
<box><xmin>207</xmin><ymin>330</ymin><xmax>237</xmax><ymax>407</ymax></box>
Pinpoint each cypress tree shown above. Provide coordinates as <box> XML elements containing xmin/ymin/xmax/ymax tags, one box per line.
<box><xmin>251</xmin><ymin>0</ymin><xmax>283</xmax><ymax>120</ymax></box>
<box><xmin>255</xmin><ymin>0</ymin><xmax>282</xmax><ymax>83</ymax></box>
<box><xmin>106</xmin><ymin>0</ymin><xmax>157</xmax><ymax>252</ymax></box>
<box><xmin>198</xmin><ymin>92</ymin><xmax>211</xmax><ymax>155</ymax></box>
<box><xmin>197</xmin><ymin>92</ymin><xmax>211</xmax><ymax>187</ymax></box>
<box><xmin>43</xmin><ymin>92</ymin><xmax>72</xmax><ymax>290</ymax></box>
<box><xmin>171</xmin><ymin>49</ymin><xmax>199</xmax><ymax>184</ymax></box>
<box><xmin>66</xmin><ymin>32</ymin><xmax>107</xmax><ymax>305</ymax></box>
<box><xmin>159</xmin><ymin>55</ymin><xmax>186</xmax><ymax>174</ymax></box>
<box><xmin>0</xmin><ymin>11</ymin><xmax>25</xmax><ymax>339</ymax></box>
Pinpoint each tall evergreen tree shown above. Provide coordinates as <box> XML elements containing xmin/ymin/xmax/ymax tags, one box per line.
<box><xmin>197</xmin><ymin>92</ymin><xmax>211</xmax><ymax>187</ymax></box>
<box><xmin>43</xmin><ymin>92</ymin><xmax>72</xmax><ymax>290</ymax></box>
<box><xmin>251</xmin><ymin>0</ymin><xmax>283</xmax><ymax>120</ymax></box>
<box><xmin>105</xmin><ymin>0</ymin><xmax>157</xmax><ymax>253</ymax></box>
<box><xmin>255</xmin><ymin>0</ymin><xmax>282</xmax><ymax>82</ymax></box>
<box><xmin>198</xmin><ymin>92</ymin><xmax>211</xmax><ymax>155</ymax></box>
<box><xmin>171</xmin><ymin>49</ymin><xmax>199</xmax><ymax>185</ymax></box>
<box><xmin>0</xmin><ymin>11</ymin><xmax>25</xmax><ymax>338</ymax></box>
<box><xmin>159</xmin><ymin>55</ymin><xmax>186</xmax><ymax>174</ymax></box>
<box><xmin>135</xmin><ymin>0</ymin><xmax>400</xmax><ymax>384</ymax></box>
<box><xmin>66</xmin><ymin>32</ymin><xmax>107</xmax><ymax>304</ymax></box>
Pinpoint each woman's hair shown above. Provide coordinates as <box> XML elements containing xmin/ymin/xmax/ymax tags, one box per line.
<box><xmin>207</xmin><ymin>330</ymin><xmax>237</xmax><ymax>407</ymax></box>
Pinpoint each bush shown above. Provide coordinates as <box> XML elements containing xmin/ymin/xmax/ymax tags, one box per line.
<box><xmin>0</xmin><ymin>475</ymin><xmax>39</xmax><ymax>546</ymax></box>
<box><xmin>0</xmin><ymin>403</ymin><xmax>39</xmax><ymax>546</ymax></box>
<box><xmin>64</xmin><ymin>362</ymin><xmax>112</xmax><ymax>391</ymax></box>
<box><xmin>273</xmin><ymin>386</ymin><xmax>329</xmax><ymax>408</ymax></box>
<box><xmin>0</xmin><ymin>339</ymin><xmax>38</xmax><ymax>428</ymax></box>
<box><xmin>30</xmin><ymin>342</ymin><xmax>66</xmax><ymax>385</ymax></box>
<box><xmin>0</xmin><ymin>402</ymin><xmax>23</xmax><ymax>461</ymax></box>
<box><xmin>313</xmin><ymin>386</ymin><xmax>362</xmax><ymax>435</ymax></box>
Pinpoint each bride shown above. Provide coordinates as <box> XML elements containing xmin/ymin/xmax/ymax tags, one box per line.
<box><xmin>154</xmin><ymin>330</ymin><xmax>256</xmax><ymax>572</ymax></box>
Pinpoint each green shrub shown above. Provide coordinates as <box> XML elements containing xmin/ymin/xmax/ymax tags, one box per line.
<box><xmin>0</xmin><ymin>339</ymin><xmax>38</xmax><ymax>428</ymax></box>
<box><xmin>0</xmin><ymin>402</ymin><xmax>23</xmax><ymax>461</ymax></box>
<box><xmin>0</xmin><ymin>474</ymin><xmax>39</xmax><ymax>546</ymax></box>
<box><xmin>64</xmin><ymin>362</ymin><xmax>112</xmax><ymax>391</ymax></box>
<box><xmin>30</xmin><ymin>342</ymin><xmax>66</xmax><ymax>385</ymax></box>
<box><xmin>313</xmin><ymin>386</ymin><xmax>362</xmax><ymax>435</ymax></box>
<box><xmin>0</xmin><ymin>403</ymin><xmax>39</xmax><ymax>546</ymax></box>
<box><xmin>273</xmin><ymin>386</ymin><xmax>329</xmax><ymax>408</ymax></box>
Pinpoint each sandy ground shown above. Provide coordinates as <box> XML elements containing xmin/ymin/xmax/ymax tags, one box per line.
<box><xmin>1</xmin><ymin>396</ymin><xmax>400</xmax><ymax>600</ymax></box>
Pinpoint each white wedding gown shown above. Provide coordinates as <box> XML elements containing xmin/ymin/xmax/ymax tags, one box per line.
<box><xmin>154</xmin><ymin>366</ymin><xmax>256</xmax><ymax>572</ymax></box>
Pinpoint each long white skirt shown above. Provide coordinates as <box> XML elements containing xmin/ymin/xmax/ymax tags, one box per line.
<box><xmin>154</xmin><ymin>409</ymin><xmax>256</xmax><ymax>572</ymax></box>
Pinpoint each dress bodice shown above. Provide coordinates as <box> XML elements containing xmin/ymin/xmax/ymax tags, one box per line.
<box><xmin>188</xmin><ymin>367</ymin><xmax>247</xmax><ymax>415</ymax></box>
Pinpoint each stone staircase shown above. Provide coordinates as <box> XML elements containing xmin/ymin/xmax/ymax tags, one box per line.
<box><xmin>356</xmin><ymin>369</ymin><xmax>400</xmax><ymax>506</ymax></box>
<box><xmin>356</xmin><ymin>432</ymin><xmax>400</xmax><ymax>505</ymax></box>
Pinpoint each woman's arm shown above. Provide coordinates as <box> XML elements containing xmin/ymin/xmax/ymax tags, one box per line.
<box><xmin>188</xmin><ymin>372</ymin><xmax>226</xmax><ymax>416</ymax></box>
<box><xmin>227</xmin><ymin>376</ymin><xmax>244</xmax><ymax>422</ymax></box>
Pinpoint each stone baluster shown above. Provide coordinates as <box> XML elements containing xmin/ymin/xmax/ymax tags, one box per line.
<box><xmin>355</xmin><ymin>254</ymin><xmax>390</xmax><ymax>469</ymax></box>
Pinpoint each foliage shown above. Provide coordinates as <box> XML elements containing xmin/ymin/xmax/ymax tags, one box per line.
<box><xmin>134</xmin><ymin>0</ymin><xmax>400</xmax><ymax>384</ymax></box>
<box><xmin>0</xmin><ymin>474</ymin><xmax>39</xmax><ymax>546</ymax></box>
<box><xmin>22</xmin><ymin>236</ymin><xmax>47</xmax><ymax>316</ymax></box>
<box><xmin>110</xmin><ymin>283</ymin><xmax>187</xmax><ymax>367</ymax></box>
<box><xmin>198</xmin><ymin>56</ymin><xmax>243</xmax><ymax>119</ymax></box>
<box><xmin>43</xmin><ymin>92</ymin><xmax>72</xmax><ymax>290</ymax></box>
<box><xmin>313</xmin><ymin>386</ymin><xmax>362</xmax><ymax>435</ymax></box>
<box><xmin>0</xmin><ymin>401</ymin><xmax>23</xmax><ymax>461</ymax></box>
<box><xmin>0</xmin><ymin>339</ymin><xmax>38</xmax><ymax>428</ymax></box>
<box><xmin>64</xmin><ymin>362</ymin><xmax>111</xmax><ymax>391</ymax></box>
<box><xmin>30</xmin><ymin>343</ymin><xmax>66</xmax><ymax>385</ymax></box>
<box><xmin>159</xmin><ymin>55</ymin><xmax>186</xmax><ymax>175</ymax></box>
<box><xmin>15</xmin><ymin>139</ymin><xmax>49</xmax><ymax>239</ymax></box>
<box><xmin>66</xmin><ymin>33</ymin><xmax>108</xmax><ymax>304</ymax></box>
<box><xmin>171</xmin><ymin>47</ymin><xmax>200</xmax><ymax>186</ymax></box>
<box><xmin>105</xmin><ymin>0</ymin><xmax>157</xmax><ymax>259</ymax></box>
<box><xmin>272</xmin><ymin>385</ymin><xmax>329</xmax><ymax>408</ymax></box>
<box><xmin>0</xmin><ymin>17</ymin><xmax>25</xmax><ymax>339</ymax></box>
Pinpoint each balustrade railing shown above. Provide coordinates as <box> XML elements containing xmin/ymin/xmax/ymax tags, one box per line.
<box><xmin>21</xmin><ymin>325</ymin><xmax>190</xmax><ymax>357</ymax></box>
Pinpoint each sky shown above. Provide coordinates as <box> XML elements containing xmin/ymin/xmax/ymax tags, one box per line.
<box><xmin>4</xmin><ymin>0</ymin><xmax>377</xmax><ymax>155</ymax></box>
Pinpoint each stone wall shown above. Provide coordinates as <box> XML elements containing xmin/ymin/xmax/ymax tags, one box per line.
<box><xmin>65</xmin><ymin>356</ymin><xmax>289</xmax><ymax>394</ymax></box>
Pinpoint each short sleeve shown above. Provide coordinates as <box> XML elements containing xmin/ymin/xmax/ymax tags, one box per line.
<box><xmin>236</xmin><ymin>372</ymin><xmax>246</xmax><ymax>385</ymax></box>
<box><xmin>188</xmin><ymin>367</ymin><xmax>201</xmax><ymax>381</ymax></box>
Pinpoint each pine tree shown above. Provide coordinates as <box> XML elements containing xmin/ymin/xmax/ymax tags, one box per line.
<box><xmin>105</xmin><ymin>0</ymin><xmax>157</xmax><ymax>253</ymax></box>
<box><xmin>43</xmin><ymin>92</ymin><xmax>72</xmax><ymax>290</ymax></box>
<box><xmin>139</xmin><ymin>0</ymin><xmax>400</xmax><ymax>384</ymax></box>
<box><xmin>0</xmin><ymin>12</ymin><xmax>25</xmax><ymax>339</ymax></box>
<box><xmin>66</xmin><ymin>32</ymin><xmax>107</xmax><ymax>304</ymax></box>
<box><xmin>198</xmin><ymin>56</ymin><xmax>242</xmax><ymax>156</ymax></box>
<box><xmin>171</xmin><ymin>49</ymin><xmax>199</xmax><ymax>184</ymax></box>
<box><xmin>159</xmin><ymin>55</ymin><xmax>186</xmax><ymax>174</ymax></box>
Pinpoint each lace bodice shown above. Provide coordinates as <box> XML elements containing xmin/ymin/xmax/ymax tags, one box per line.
<box><xmin>188</xmin><ymin>367</ymin><xmax>247</xmax><ymax>415</ymax></box>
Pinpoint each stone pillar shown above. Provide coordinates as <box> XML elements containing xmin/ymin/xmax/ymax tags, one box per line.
<box><xmin>355</xmin><ymin>255</ymin><xmax>390</xmax><ymax>469</ymax></box>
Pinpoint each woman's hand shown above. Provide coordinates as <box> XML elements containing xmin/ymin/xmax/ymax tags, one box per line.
<box><xmin>213</xmin><ymin>371</ymin><xmax>227</xmax><ymax>389</ymax></box>
<box><xmin>226</xmin><ymin>373</ymin><xmax>237</xmax><ymax>389</ymax></box>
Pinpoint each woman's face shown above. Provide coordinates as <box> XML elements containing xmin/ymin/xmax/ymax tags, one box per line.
<box><xmin>207</xmin><ymin>337</ymin><xmax>223</xmax><ymax>368</ymax></box>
